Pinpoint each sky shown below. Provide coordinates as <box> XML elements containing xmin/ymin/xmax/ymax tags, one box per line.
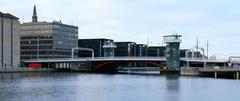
<box><xmin>0</xmin><ymin>0</ymin><xmax>240</xmax><ymax>59</ymax></box>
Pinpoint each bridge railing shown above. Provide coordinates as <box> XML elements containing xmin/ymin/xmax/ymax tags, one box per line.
<box><xmin>180</xmin><ymin>57</ymin><xmax>228</xmax><ymax>63</ymax></box>
<box><xmin>88</xmin><ymin>56</ymin><xmax>166</xmax><ymax>60</ymax></box>
<box><xmin>199</xmin><ymin>66</ymin><xmax>240</xmax><ymax>72</ymax></box>
<box><xmin>23</xmin><ymin>56</ymin><xmax>167</xmax><ymax>63</ymax></box>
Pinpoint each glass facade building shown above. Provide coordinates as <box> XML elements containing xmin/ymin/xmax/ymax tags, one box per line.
<box><xmin>20</xmin><ymin>21</ymin><xmax>78</xmax><ymax>60</ymax></box>
<box><xmin>136</xmin><ymin>44</ymin><xmax>147</xmax><ymax>56</ymax></box>
<box><xmin>78</xmin><ymin>38</ymin><xmax>114</xmax><ymax>57</ymax></box>
<box><xmin>147</xmin><ymin>46</ymin><xmax>166</xmax><ymax>57</ymax></box>
<box><xmin>114</xmin><ymin>42</ymin><xmax>137</xmax><ymax>57</ymax></box>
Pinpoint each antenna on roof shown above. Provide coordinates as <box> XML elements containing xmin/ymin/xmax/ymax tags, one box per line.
<box><xmin>206</xmin><ymin>40</ymin><xmax>209</xmax><ymax>59</ymax></box>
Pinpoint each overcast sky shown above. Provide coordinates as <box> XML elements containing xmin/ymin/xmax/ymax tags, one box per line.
<box><xmin>0</xmin><ymin>0</ymin><xmax>240</xmax><ymax>59</ymax></box>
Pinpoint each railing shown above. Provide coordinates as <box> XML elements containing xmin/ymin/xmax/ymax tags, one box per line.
<box><xmin>180</xmin><ymin>57</ymin><xmax>228</xmax><ymax>62</ymax></box>
<box><xmin>163</xmin><ymin>35</ymin><xmax>182</xmax><ymax>43</ymax></box>
<box><xmin>23</xmin><ymin>56</ymin><xmax>166</xmax><ymax>63</ymax></box>
<box><xmin>89</xmin><ymin>56</ymin><xmax>166</xmax><ymax>60</ymax></box>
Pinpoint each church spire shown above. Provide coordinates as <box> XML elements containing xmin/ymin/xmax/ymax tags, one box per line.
<box><xmin>32</xmin><ymin>5</ymin><xmax>38</xmax><ymax>22</ymax></box>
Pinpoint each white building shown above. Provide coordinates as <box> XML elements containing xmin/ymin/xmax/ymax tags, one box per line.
<box><xmin>0</xmin><ymin>12</ymin><xmax>20</xmax><ymax>68</ymax></box>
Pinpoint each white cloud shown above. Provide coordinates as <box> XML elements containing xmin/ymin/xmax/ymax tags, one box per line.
<box><xmin>1</xmin><ymin>0</ymin><xmax>240</xmax><ymax>58</ymax></box>
<box><xmin>157</xmin><ymin>12</ymin><xmax>206</xmax><ymax>23</ymax></box>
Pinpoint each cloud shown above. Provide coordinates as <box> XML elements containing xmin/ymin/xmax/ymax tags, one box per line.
<box><xmin>35</xmin><ymin>0</ymin><xmax>116</xmax><ymax>22</ymax></box>
<box><xmin>157</xmin><ymin>12</ymin><xmax>206</xmax><ymax>23</ymax></box>
<box><xmin>1</xmin><ymin>0</ymin><xmax>240</xmax><ymax>58</ymax></box>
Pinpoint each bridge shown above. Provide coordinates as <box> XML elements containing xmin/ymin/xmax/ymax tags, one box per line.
<box><xmin>22</xmin><ymin>34</ymin><xmax>237</xmax><ymax>74</ymax></box>
<box><xmin>23</xmin><ymin>56</ymin><xmax>228</xmax><ymax>73</ymax></box>
<box><xmin>24</xmin><ymin>57</ymin><xmax>168</xmax><ymax>73</ymax></box>
<box><xmin>24</xmin><ymin>57</ymin><xmax>227</xmax><ymax>63</ymax></box>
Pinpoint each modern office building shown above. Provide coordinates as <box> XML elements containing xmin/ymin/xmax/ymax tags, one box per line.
<box><xmin>20</xmin><ymin>5</ymin><xmax>78</xmax><ymax>60</ymax></box>
<box><xmin>78</xmin><ymin>38</ymin><xmax>114</xmax><ymax>57</ymax></box>
<box><xmin>114</xmin><ymin>42</ymin><xmax>137</xmax><ymax>56</ymax></box>
<box><xmin>0</xmin><ymin>12</ymin><xmax>20</xmax><ymax>68</ymax></box>
<box><xmin>147</xmin><ymin>46</ymin><xmax>166</xmax><ymax>57</ymax></box>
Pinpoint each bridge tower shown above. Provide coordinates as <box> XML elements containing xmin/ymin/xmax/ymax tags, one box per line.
<box><xmin>164</xmin><ymin>34</ymin><xmax>182</xmax><ymax>72</ymax></box>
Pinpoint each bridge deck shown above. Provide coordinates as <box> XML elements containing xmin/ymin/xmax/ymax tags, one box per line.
<box><xmin>23</xmin><ymin>57</ymin><xmax>228</xmax><ymax>63</ymax></box>
<box><xmin>24</xmin><ymin>57</ymin><xmax>167</xmax><ymax>63</ymax></box>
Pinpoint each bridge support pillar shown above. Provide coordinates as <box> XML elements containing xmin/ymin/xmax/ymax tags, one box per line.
<box><xmin>214</xmin><ymin>72</ymin><xmax>217</xmax><ymax>78</ymax></box>
<box><xmin>164</xmin><ymin>34</ymin><xmax>182</xmax><ymax>73</ymax></box>
<box><xmin>69</xmin><ymin>62</ymin><xmax>79</xmax><ymax>70</ymax></box>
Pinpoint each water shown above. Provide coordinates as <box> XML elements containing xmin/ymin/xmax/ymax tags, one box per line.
<box><xmin>0</xmin><ymin>73</ymin><xmax>239</xmax><ymax>101</ymax></box>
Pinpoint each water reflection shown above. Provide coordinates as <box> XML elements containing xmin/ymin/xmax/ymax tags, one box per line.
<box><xmin>165</xmin><ymin>74</ymin><xmax>180</xmax><ymax>90</ymax></box>
<box><xmin>165</xmin><ymin>74</ymin><xmax>180</xmax><ymax>101</ymax></box>
<box><xmin>0</xmin><ymin>73</ymin><xmax>19</xmax><ymax>83</ymax></box>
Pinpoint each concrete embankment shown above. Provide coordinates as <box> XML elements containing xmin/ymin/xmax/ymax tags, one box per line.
<box><xmin>180</xmin><ymin>67</ymin><xmax>200</xmax><ymax>76</ymax></box>
<box><xmin>0</xmin><ymin>68</ymin><xmax>57</xmax><ymax>73</ymax></box>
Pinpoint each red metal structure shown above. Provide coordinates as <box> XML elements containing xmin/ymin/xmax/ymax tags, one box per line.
<box><xmin>28</xmin><ymin>63</ymin><xmax>42</xmax><ymax>68</ymax></box>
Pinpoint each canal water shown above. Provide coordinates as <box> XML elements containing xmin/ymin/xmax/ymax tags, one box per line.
<box><xmin>0</xmin><ymin>73</ymin><xmax>239</xmax><ymax>101</ymax></box>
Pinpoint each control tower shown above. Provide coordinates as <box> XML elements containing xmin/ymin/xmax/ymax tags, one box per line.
<box><xmin>163</xmin><ymin>34</ymin><xmax>182</xmax><ymax>72</ymax></box>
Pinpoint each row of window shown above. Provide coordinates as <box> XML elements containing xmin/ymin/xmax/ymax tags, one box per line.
<box><xmin>21</xmin><ymin>25</ymin><xmax>52</xmax><ymax>30</ymax></box>
<box><xmin>53</xmin><ymin>25</ymin><xmax>78</xmax><ymax>32</ymax></box>
<box><xmin>21</xmin><ymin>46</ymin><xmax>52</xmax><ymax>49</ymax></box>
<box><xmin>21</xmin><ymin>35</ymin><xmax>53</xmax><ymax>39</ymax></box>
<box><xmin>54</xmin><ymin>31</ymin><xmax>78</xmax><ymax>38</ymax></box>
<box><xmin>21</xmin><ymin>40</ymin><xmax>53</xmax><ymax>44</ymax></box>
<box><xmin>21</xmin><ymin>50</ymin><xmax>72</xmax><ymax>56</ymax></box>
<box><xmin>21</xmin><ymin>55</ymin><xmax>70</xmax><ymax>60</ymax></box>
<box><xmin>21</xmin><ymin>30</ymin><xmax>53</xmax><ymax>35</ymax></box>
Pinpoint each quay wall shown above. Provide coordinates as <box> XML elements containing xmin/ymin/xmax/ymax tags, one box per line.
<box><xmin>0</xmin><ymin>68</ymin><xmax>57</xmax><ymax>73</ymax></box>
<box><xmin>180</xmin><ymin>67</ymin><xmax>200</xmax><ymax>76</ymax></box>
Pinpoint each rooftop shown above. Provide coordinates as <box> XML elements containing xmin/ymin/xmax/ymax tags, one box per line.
<box><xmin>0</xmin><ymin>11</ymin><xmax>18</xmax><ymax>19</ymax></box>
<box><xmin>115</xmin><ymin>41</ymin><xmax>136</xmax><ymax>43</ymax></box>
<box><xmin>78</xmin><ymin>38</ymin><xmax>114</xmax><ymax>40</ymax></box>
<box><xmin>21</xmin><ymin>21</ymin><xmax>78</xmax><ymax>28</ymax></box>
<box><xmin>163</xmin><ymin>34</ymin><xmax>182</xmax><ymax>37</ymax></box>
